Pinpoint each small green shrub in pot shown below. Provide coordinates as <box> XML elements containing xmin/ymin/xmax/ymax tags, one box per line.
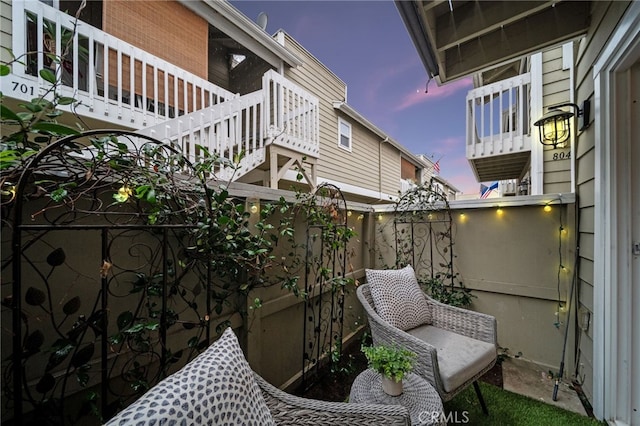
<box><xmin>362</xmin><ymin>344</ymin><xmax>416</xmax><ymax>382</ymax></box>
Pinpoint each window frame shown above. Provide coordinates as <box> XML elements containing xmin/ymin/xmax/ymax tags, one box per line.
<box><xmin>337</xmin><ymin>118</ymin><xmax>352</xmax><ymax>152</ymax></box>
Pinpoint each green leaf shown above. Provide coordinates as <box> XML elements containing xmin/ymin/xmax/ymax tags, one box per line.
<box><xmin>187</xmin><ymin>336</ymin><xmax>198</xmax><ymax>348</ymax></box>
<box><xmin>1</xmin><ymin>104</ymin><xmax>22</xmax><ymax>122</ymax></box>
<box><xmin>144</xmin><ymin>321</ymin><xmax>159</xmax><ymax>331</ymax></box>
<box><xmin>0</xmin><ymin>64</ymin><xmax>10</xmax><ymax>76</ymax></box>
<box><xmin>20</xmin><ymin>102</ymin><xmax>43</xmax><ymax>113</ymax></box>
<box><xmin>16</xmin><ymin>112</ymin><xmax>34</xmax><ymax>122</ymax></box>
<box><xmin>145</xmin><ymin>188</ymin><xmax>156</xmax><ymax>203</ymax></box>
<box><xmin>46</xmin><ymin>340</ymin><xmax>75</xmax><ymax>371</ymax></box>
<box><xmin>50</xmin><ymin>188</ymin><xmax>68</xmax><ymax>202</ymax></box>
<box><xmin>57</xmin><ymin>96</ymin><xmax>75</xmax><ymax>105</ymax></box>
<box><xmin>32</xmin><ymin>121</ymin><xmax>81</xmax><ymax>136</ymax></box>
<box><xmin>39</xmin><ymin>68</ymin><xmax>57</xmax><ymax>84</ymax></box>
<box><xmin>123</xmin><ymin>323</ymin><xmax>145</xmax><ymax>334</ymax></box>
<box><xmin>117</xmin><ymin>311</ymin><xmax>133</xmax><ymax>330</ymax></box>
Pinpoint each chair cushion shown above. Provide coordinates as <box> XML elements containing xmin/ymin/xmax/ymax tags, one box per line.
<box><xmin>407</xmin><ymin>324</ymin><xmax>496</xmax><ymax>393</ymax></box>
<box><xmin>105</xmin><ymin>327</ymin><xmax>275</xmax><ymax>426</ymax></box>
<box><xmin>366</xmin><ymin>265</ymin><xmax>431</xmax><ymax>331</ymax></box>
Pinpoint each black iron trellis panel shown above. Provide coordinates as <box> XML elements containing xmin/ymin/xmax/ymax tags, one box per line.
<box><xmin>392</xmin><ymin>184</ymin><xmax>455</xmax><ymax>286</ymax></box>
<box><xmin>300</xmin><ymin>183</ymin><xmax>348</xmax><ymax>391</ymax></box>
<box><xmin>1</xmin><ymin>131</ymin><xmax>214</xmax><ymax>425</ymax></box>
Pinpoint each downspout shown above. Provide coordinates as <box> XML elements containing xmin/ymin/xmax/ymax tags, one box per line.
<box><xmin>379</xmin><ymin>137</ymin><xmax>389</xmax><ymax>200</ymax></box>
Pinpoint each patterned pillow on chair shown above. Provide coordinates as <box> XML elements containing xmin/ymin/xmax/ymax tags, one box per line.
<box><xmin>105</xmin><ymin>327</ymin><xmax>274</xmax><ymax>426</ymax></box>
<box><xmin>366</xmin><ymin>265</ymin><xmax>431</xmax><ymax>331</ymax></box>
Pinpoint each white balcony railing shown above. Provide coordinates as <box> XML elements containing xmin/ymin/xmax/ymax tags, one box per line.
<box><xmin>466</xmin><ymin>73</ymin><xmax>532</xmax><ymax>159</ymax></box>
<box><xmin>7</xmin><ymin>2</ymin><xmax>236</xmax><ymax>129</ymax></box>
<box><xmin>137</xmin><ymin>70</ymin><xmax>319</xmax><ymax>181</ymax></box>
<box><xmin>6</xmin><ymin>3</ymin><xmax>320</xmax><ymax>182</ymax></box>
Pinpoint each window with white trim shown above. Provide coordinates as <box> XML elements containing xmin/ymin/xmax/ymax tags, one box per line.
<box><xmin>338</xmin><ymin>118</ymin><xmax>352</xmax><ymax>151</ymax></box>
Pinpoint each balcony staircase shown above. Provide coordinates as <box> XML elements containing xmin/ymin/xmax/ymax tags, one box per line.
<box><xmin>136</xmin><ymin>70</ymin><xmax>319</xmax><ymax>186</ymax></box>
<box><xmin>6</xmin><ymin>1</ymin><xmax>319</xmax><ymax>188</ymax></box>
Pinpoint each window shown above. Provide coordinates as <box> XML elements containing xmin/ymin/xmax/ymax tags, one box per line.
<box><xmin>338</xmin><ymin>118</ymin><xmax>352</xmax><ymax>151</ymax></box>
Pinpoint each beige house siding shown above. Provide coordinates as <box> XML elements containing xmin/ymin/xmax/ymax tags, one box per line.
<box><xmin>541</xmin><ymin>46</ymin><xmax>572</xmax><ymax>194</ymax></box>
<box><xmin>1</xmin><ymin>0</ymin><xmax>11</xmax><ymax>65</ymax></box>
<box><xmin>574</xmin><ymin>0</ymin><xmax>632</xmax><ymax>401</ymax></box>
<box><xmin>280</xmin><ymin>33</ymin><xmax>402</xmax><ymax>198</ymax></box>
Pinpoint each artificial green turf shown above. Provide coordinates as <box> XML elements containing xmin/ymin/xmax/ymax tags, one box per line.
<box><xmin>443</xmin><ymin>382</ymin><xmax>605</xmax><ymax>425</ymax></box>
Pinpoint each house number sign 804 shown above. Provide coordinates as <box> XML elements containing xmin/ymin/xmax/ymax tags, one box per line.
<box><xmin>11</xmin><ymin>81</ymin><xmax>36</xmax><ymax>96</ymax></box>
<box><xmin>552</xmin><ymin>150</ymin><xmax>571</xmax><ymax>161</ymax></box>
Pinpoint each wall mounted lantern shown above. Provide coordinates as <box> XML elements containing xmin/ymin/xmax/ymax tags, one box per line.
<box><xmin>533</xmin><ymin>101</ymin><xmax>591</xmax><ymax>148</ymax></box>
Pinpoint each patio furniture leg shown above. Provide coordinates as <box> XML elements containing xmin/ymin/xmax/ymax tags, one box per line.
<box><xmin>473</xmin><ymin>381</ymin><xmax>489</xmax><ymax>415</ymax></box>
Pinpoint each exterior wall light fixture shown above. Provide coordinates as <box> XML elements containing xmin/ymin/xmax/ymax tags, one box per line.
<box><xmin>533</xmin><ymin>101</ymin><xmax>591</xmax><ymax>148</ymax></box>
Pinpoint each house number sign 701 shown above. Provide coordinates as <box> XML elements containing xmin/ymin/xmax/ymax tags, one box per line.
<box><xmin>11</xmin><ymin>81</ymin><xmax>36</xmax><ymax>96</ymax></box>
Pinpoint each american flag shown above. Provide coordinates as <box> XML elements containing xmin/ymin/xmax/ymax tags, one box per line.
<box><xmin>434</xmin><ymin>160</ymin><xmax>440</xmax><ymax>173</ymax></box>
<box><xmin>480</xmin><ymin>181</ymin><xmax>499</xmax><ymax>198</ymax></box>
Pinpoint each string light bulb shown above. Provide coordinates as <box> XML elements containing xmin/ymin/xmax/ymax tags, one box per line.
<box><xmin>496</xmin><ymin>207</ymin><xmax>504</xmax><ymax>216</ymax></box>
<box><xmin>544</xmin><ymin>204</ymin><xmax>552</xmax><ymax>212</ymax></box>
<box><xmin>347</xmin><ymin>210</ymin><xmax>352</xmax><ymax>217</ymax></box>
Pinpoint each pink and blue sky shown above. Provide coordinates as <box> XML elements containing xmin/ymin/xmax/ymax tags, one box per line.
<box><xmin>231</xmin><ymin>0</ymin><xmax>479</xmax><ymax>194</ymax></box>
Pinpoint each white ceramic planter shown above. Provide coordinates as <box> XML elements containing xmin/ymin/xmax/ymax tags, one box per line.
<box><xmin>381</xmin><ymin>376</ymin><xmax>403</xmax><ymax>396</ymax></box>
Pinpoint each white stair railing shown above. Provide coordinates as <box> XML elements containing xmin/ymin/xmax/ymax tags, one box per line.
<box><xmin>137</xmin><ymin>90</ymin><xmax>265</xmax><ymax>181</ymax></box>
<box><xmin>137</xmin><ymin>70</ymin><xmax>320</xmax><ymax>181</ymax></box>
<box><xmin>263</xmin><ymin>70</ymin><xmax>319</xmax><ymax>157</ymax></box>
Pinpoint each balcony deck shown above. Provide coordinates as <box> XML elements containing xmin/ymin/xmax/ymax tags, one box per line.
<box><xmin>466</xmin><ymin>73</ymin><xmax>532</xmax><ymax>182</ymax></box>
<box><xmin>4</xmin><ymin>2</ymin><xmax>319</xmax><ymax>183</ymax></box>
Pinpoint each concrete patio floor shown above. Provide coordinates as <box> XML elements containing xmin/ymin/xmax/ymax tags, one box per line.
<box><xmin>502</xmin><ymin>357</ymin><xmax>588</xmax><ymax>416</ymax></box>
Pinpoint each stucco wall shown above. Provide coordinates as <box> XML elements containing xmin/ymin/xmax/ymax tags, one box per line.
<box><xmin>373</xmin><ymin>201</ymin><xmax>577</xmax><ymax>373</ymax></box>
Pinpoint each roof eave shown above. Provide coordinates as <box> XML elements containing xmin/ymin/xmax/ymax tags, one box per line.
<box><xmin>394</xmin><ymin>0</ymin><xmax>440</xmax><ymax>82</ymax></box>
<box><xmin>179</xmin><ymin>0</ymin><xmax>303</xmax><ymax>69</ymax></box>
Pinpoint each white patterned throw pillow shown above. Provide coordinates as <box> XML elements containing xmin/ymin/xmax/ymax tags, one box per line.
<box><xmin>366</xmin><ymin>265</ymin><xmax>431</xmax><ymax>331</ymax></box>
<box><xmin>105</xmin><ymin>327</ymin><xmax>274</xmax><ymax>426</ymax></box>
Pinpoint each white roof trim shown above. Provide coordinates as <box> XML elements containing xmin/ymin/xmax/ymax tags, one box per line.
<box><xmin>179</xmin><ymin>0</ymin><xmax>303</xmax><ymax>69</ymax></box>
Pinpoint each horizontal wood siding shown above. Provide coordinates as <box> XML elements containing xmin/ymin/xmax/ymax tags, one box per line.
<box><xmin>281</xmin><ymin>34</ymin><xmax>400</xmax><ymax>196</ymax></box>
<box><xmin>573</xmin><ymin>0</ymin><xmax>632</xmax><ymax>402</ymax></box>
<box><xmin>541</xmin><ymin>46</ymin><xmax>572</xmax><ymax>194</ymax></box>
<box><xmin>1</xmin><ymin>0</ymin><xmax>11</xmax><ymax>65</ymax></box>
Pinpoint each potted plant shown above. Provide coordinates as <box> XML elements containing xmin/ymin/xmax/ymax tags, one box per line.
<box><xmin>362</xmin><ymin>344</ymin><xmax>416</xmax><ymax>396</ymax></box>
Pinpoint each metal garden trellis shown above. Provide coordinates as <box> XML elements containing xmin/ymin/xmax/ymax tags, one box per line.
<box><xmin>2</xmin><ymin>130</ymin><xmax>216</xmax><ymax>424</ymax></box>
<box><xmin>392</xmin><ymin>182</ymin><xmax>456</xmax><ymax>287</ymax></box>
<box><xmin>300</xmin><ymin>183</ymin><xmax>350</xmax><ymax>392</ymax></box>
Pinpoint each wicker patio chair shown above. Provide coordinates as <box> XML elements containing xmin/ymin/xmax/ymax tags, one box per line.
<box><xmin>255</xmin><ymin>373</ymin><xmax>410</xmax><ymax>425</ymax></box>
<box><xmin>357</xmin><ymin>268</ymin><xmax>497</xmax><ymax>414</ymax></box>
<box><xmin>105</xmin><ymin>327</ymin><xmax>410</xmax><ymax>426</ymax></box>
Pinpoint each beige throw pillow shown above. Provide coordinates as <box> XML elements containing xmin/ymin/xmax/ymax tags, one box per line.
<box><xmin>366</xmin><ymin>265</ymin><xmax>431</xmax><ymax>330</ymax></box>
